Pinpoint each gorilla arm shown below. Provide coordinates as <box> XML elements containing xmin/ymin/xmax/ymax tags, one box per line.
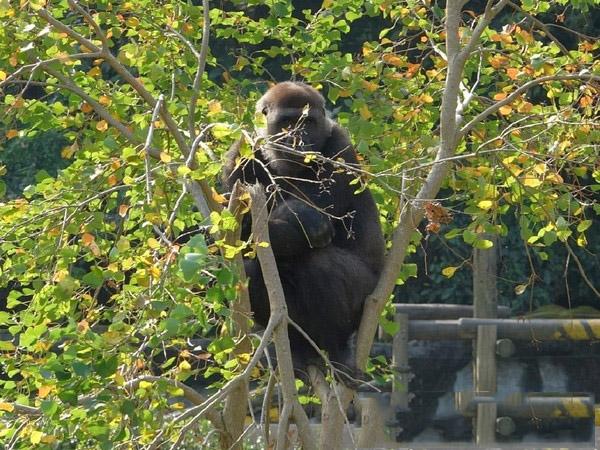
<box><xmin>268</xmin><ymin>198</ymin><xmax>334</xmax><ymax>257</ymax></box>
<box><xmin>222</xmin><ymin>141</ymin><xmax>335</xmax><ymax>257</ymax></box>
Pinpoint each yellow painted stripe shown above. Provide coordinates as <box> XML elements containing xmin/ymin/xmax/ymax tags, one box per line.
<box><xmin>588</xmin><ymin>321</ymin><xmax>600</xmax><ymax>339</ymax></box>
<box><xmin>562</xmin><ymin>399</ymin><xmax>590</xmax><ymax>418</ymax></box>
<box><xmin>562</xmin><ymin>321</ymin><xmax>588</xmax><ymax>340</ymax></box>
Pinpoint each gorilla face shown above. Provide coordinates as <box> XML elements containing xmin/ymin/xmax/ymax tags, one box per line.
<box><xmin>256</xmin><ymin>82</ymin><xmax>333</xmax><ymax>173</ymax></box>
<box><xmin>267</xmin><ymin>107</ymin><xmax>328</xmax><ymax>152</ymax></box>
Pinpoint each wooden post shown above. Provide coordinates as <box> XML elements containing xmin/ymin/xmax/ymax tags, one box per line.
<box><xmin>473</xmin><ymin>233</ymin><xmax>499</xmax><ymax>445</ymax></box>
<box><xmin>391</xmin><ymin>313</ymin><xmax>409</xmax><ymax>410</ymax></box>
<box><xmin>356</xmin><ymin>396</ymin><xmax>391</xmax><ymax>447</ymax></box>
<box><xmin>473</xmin><ymin>234</ymin><xmax>498</xmax><ymax>318</ymax></box>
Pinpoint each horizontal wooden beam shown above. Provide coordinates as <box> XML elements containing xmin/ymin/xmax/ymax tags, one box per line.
<box><xmin>394</xmin><ymin>303</ymin><xmax>510</xmax><ymax>320</ymax></box>
<box><xmin>409</xmin><ymin>318</ymin><xmax>600</xmax><ymax>341</ymax></box>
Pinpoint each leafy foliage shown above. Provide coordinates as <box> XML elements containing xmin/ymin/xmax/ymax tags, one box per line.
<box><xmin>0</xmin><ymin>0</ymin><xmax>598</xmax><ymax>447</ymax></box>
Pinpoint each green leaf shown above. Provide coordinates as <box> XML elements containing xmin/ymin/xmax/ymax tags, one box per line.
<box><xmin>94</xmin><ymin>356</ymin><xmax>118</xmax><ymax>378</ymax></box>
<box><xmin>577</xmin><ymin>220</ymin><xmax>592</xmax><ymax>233</ymax></box>
<box><xmin>473</xmin><ymin>239</ymin><xmax>494</xmax><ymax>249</ymax></box>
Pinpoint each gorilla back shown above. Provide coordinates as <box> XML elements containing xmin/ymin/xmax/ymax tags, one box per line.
<box><xmin>222</xmin><ymin>82</ymin><xmax>384</xmax><ymax>371</ymax></box>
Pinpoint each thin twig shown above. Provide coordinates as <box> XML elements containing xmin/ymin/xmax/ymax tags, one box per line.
<box><xmin>565</xmin><ymin>241</ymin><xmax>600</xmax><ymax>299</ymax></box>
<box><xmin>460</xmin><ymin>73</ymin><xmax>600</xmax><ymax>139</ymax></box>
<box><xmin>144</xmin><ymin>95</ymin><xmax>165</xmax><ymax>204</ymax></box>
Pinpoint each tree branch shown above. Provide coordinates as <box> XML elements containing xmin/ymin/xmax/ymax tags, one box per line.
<box><xmin>506</xmin><ymin>1</ymin><xmax>570</xmax><ymax>57</ymax></box>
<box><xmin>220</xmin><ymin>181</ymin><xmax>253</xmax><ymax>450</ymax></box>
<box><xmin>459</xmin><ymin>73</ymin><xmax>600</xmax><ymax>139</ymax></box>
<box><xmin>38</xmin><ymin>3</ymin><xmax>220</xmax><ymax>213</ymax></box>
<box><xmin>247</xmin><ymin>184</ymin><xmax>317</xmax><ymax>450</ymax></box>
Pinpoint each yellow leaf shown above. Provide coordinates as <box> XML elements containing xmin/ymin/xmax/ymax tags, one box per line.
<box><xmin>546</xmin><ymin>172</ymin><xmax>563</xmax><ymax>184</ymax></box>
<box><xmin>359</xmin><ymin>104</ymin><xmax>372</xmax><ymax>120</ymax></box>
<box><xmin>81</xmin><ymin>102</ymin><xmax>93</xmax><ymax>113</ymax></box>
<box><xmin>493</xmin><ymin>92</ymin><xmax>507</xmax><ymax>101</ymax></box>
<box><xmin>38</xmin><ymin>385</ymin><xmax>52</xmax><ymax>399</ymax></box>
<box><xmin>499</xmin><ymin>105</ymin><xmax>512</xmax><ymax>115</ymax></box>
<box><xmin>420</xmin><ymin>94</ymin><xmax>434</xmax><ymax>104</ymax></box>
<box><xmin>237</xmin><ymin>353</ymin><xmax>251</xmax><ymax>364</ymax></box>
<box><xmin>30</xmin><ymin>430</ymin><xmax>43</xmax><ymax>445</ymax></box>
<box><xmin>179</xmin><ymin>360</ymin><xmax>191</xmax><ymax>371</ymax></box>
<box><xmin>442</xmin><ymin>266</ymin><xmax>458</xmax><ymax>278</ymax></box>
<box><xmin>0</xmin><ymin>70</ymin><xmax>6</xmax><ymax>81</ymax></box>
<box><xmin>126</xmin><ymin>16</ymin><xmax>139</xmax><ymax>27</ymax></box>
<box><xmin>0</xmin><ymin>402</ymin><xmax>15</xmax><ymax>412</ymax></box>
<box><xmin>361</xmin><ymin>80</ymin><xmax>378</xmax><ymax>92</ymax></box>
<box><xmin>477</xmin><ymin>200</ymin><xmax>493</xmax><ymax>210</ymax></box>
<box><xmin>5</xmin><ymin>129</ymin><xmax>18</xmax><ymax>139</ymax></box>
<box><xmin>522</xmin><ymin>177</ymin><xmax>542</xmax><ymax>187</ymax></box>
<box><xmin>61</xmin><ymin>142</ymin><xmax>78</xmax><ymax>159</ymax></box>
<box><xmin>159</xmin><ymin>152</ymin><xmax>172</xmax><ymax>163</ymax></box>
<box><xmin>149</xmin><ymin>266</ymin><xmax>161</xmax><ymax>278</ymax></box>
<box><xmin>96</xmin><ymin>120</ymin><xmax>108</xmax><ymax>131</ymax></box>
<box><xmin>322</xmin><ymin>0</ymin><xmax>333</xmax><ymax>7</ymax></box>
<box><xmin>212</xmin><ymin>189</ymin><xmax>228</xmax><ymax>204</ymax></box>
<box><xmin>208</xmin><ymin>99</ymin><xmax>222</xmax><ymax>115</ymax></box>
<box><xmin>533</xmin><ymin>163</ymin><xmax>547</xmax><ymax>174</ymax></box>
<box><xmin>139</xmin><ymin>380</ymin><xmax>153</xmax><ymax>389</ymax></box>
<box><xmin>87</xmin><ymin>66</ymin><xmax>102</xmax><ymax>77</ymax></box>
<box><xmin>257</xmin><ymin>242</ymin><xmax>270</xmax><ymax>248</ymax></box>
<box><xmin>114</xmin><ymin>372</ymin><xmax>125</xmax><ymax>386</ymax></box>
<box><xmin>382</xmin><ymin>53</ymin><xmax>404</xmax><ymax>67</ymax></box>
<box><xmin>515</xmin><ymin>284</ymin><xmax>527</xmax><ymax>295</ymax></box>
<box><xmin>506</xmin><ymin>67</ymin><xmax>519</xmax><ymax>80</ymax></box>
<box><xmin>81</xmin><ymin>233</ymin><xmax>95</xmax><ymax>246</ymax></box>
<box><xmin>98</xmin><ymin>95</ymin><xmax>111</xmax><ymax>106</ymax></box>
<box><xmin>102</xmin><ymin>331</ymin><xmax>123</xmax><ymax>345</ymax></box>
<box><xmin>147</xmin><ymin>238</ymin><xmax>160</xmax><ymax>249</ymax></box>
<box><xmin>41</xmin><ymin>435</ymin><xmax>57</xmax><ymax>444</ymax></box>
<box><xmin>517</xmin><ymin>101</ymin><xmax>533</xmax><ymax>113</ymax></box>
<box><xmin>107</xmin><ymin>174</ymin><xmax>118</xmax><ymax>186</ymax></box>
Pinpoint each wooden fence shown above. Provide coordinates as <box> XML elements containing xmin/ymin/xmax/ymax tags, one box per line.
<box><xmin>366</xmin><ymin>235</ymin><xmax>598</xmax><ymax>446</ymax></box>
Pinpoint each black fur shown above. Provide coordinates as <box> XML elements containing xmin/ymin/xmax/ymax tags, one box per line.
<box><xmin>222</xmin><ymin>82</ymin><xmax>384</xmax><ymax>371</ymax></box>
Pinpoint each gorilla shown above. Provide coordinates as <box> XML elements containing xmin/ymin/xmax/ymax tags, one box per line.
<box><xmin>222</xmin><ymin>81</ymin><xmax>384</xmax><ymax>374</ymax></box>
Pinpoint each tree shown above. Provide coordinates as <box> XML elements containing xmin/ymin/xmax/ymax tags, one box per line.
<box><xmin>0</xmin><ymin>0</ymin><xmax>598</xmax><ymax>449</ymax></box>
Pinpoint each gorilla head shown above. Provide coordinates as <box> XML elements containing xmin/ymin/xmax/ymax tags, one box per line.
<box><xmin>256</xmin><ymin>82</ymin><xmax>334</xmax><ymax>172</ymax></box>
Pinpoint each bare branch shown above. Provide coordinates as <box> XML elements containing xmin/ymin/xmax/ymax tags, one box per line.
<box><xmin>182</xmin><ymin>0</ymin><xmax>211</xmax><ymax>140</ymax></box>
<box><xmin>507</xmin><ymin>1</ymin><xmax>570</xmax><ymax>57</ymax></box>
<box><xmin>457</xmin><ymin>0</ymin><xmax>509</xmax><ymax>66</ymax></box>
<box><xmin>38</xmin><ymin>4</ymin><xmax>220</xmax><ymax>213</ymax></box>
<box><xmin>38</xmin><ymin>8</ymin><xmax>101</xmax><ymax>53</ymax></box>
<box><xmin>220</xmin><ymin>181</ymin><xmax>253</xmax><ymax>450</ymax></box>
<box><xmin>144</xmin><ymin>95</ymin><xmax>165</xmax><ymax>204</ymax></box>
<box><xmin>41</xmin><ymin>64</ymin><xmax>156</xmax><ymax>154</ymax></box>
<box><xmin>247</xmin><ymin>184</ymin><xmax>317</xmax><ymax>450</ymax></box>
<box><xmin>565</xmin><ymin>242</ymin><xmax>600</xmax><ymax>299</ymax></box>
<box><xmin>68</xmin><ymin>0</ymin><xmax>110</xmax><ymax>49</ymax></box>
<box><xmin>356</xmin><ymin>0</ymin><xmax>478</xmax><ymax>368</ymax></box>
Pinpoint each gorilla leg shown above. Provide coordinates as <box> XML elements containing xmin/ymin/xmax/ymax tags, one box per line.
<box><xmin>244</xmin><ymin>249</ymin><xmax>378</xmax><ymax>376</ymax></box>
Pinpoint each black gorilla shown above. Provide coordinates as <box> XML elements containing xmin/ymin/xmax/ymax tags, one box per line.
<box><xmin>222</xmin><ymin>81</ymin><xmax>384</xmax><ymax>371</ymax></box>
